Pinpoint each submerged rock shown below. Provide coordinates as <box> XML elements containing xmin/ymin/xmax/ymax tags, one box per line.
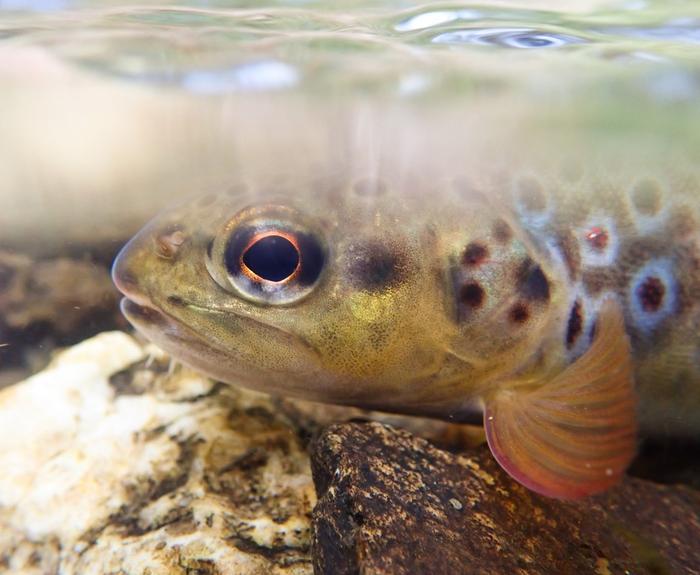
<box><xmin>0</xmin><ymin>332</ymin><xmax>315</xmax><ymax>574</ymax></box>
<box><xmin>311</xmin><ymin>422</ymin><xmax>700</xmax><ymax>575</ymax></box>
<box><xmin>2</xmin><ymin>332</ymin><xmax>698</xmax><ymax>574</ymax></box>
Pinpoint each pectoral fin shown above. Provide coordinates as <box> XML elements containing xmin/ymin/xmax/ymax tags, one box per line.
<box><xmin>483</xmin><ymin>299</ymin><xmax>637</xmax><ymax>500</ymax></box>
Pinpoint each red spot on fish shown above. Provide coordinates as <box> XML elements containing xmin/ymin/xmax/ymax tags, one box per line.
<box><xmin>637</xmin><ymin>276</ymin><xmax>665</xmax><ymax>312</ymax></box>
<box><xmin>586</xmin><ymin>227</ymin><xmax>608</xmax><ymax>251</ymax></box>
<box><xmin>463</xmin><ymin>243</ymin><xmax>489</xmax><ymax>267</ymax></box>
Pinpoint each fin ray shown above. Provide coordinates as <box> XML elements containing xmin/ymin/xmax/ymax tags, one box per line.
<box><xmin>484</xmin><ymin>299</ymin><xmax>637</xmax><ymax>499</ymax></box>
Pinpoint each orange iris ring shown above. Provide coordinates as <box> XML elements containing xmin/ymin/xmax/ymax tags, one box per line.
<box><xmin>239</xmin><ymin>230</ymin><xmax>302</xmax><ymax>285</ymax></box>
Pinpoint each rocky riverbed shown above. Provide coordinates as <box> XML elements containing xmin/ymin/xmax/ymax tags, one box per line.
<box><xmin>0</xmin><ymin>332</ymin><xmax>698</xmax><ymax>574</ymax></box>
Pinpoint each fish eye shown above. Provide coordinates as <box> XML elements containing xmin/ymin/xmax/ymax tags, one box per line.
<box><xmin>207</xmin><ymin>205</ymin><xmax>326</xmax><ymax>305</ymax></box>
<box><xmin>238</xmin><ymin>232</ymin><xmax>301</xmax><ymax>283</ymax></box>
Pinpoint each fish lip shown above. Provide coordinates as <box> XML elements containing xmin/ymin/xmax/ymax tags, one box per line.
<box><xmin>120</xmin><ymin>297</ymin><xmax>172</xmax><ymax>328</ymax></box>
<box><xmin>122</xmin><ymin>295</ymin><xmax>320</xmax><ymax>360</ymax></box>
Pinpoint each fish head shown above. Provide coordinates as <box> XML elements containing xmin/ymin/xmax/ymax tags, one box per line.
<box><xmin>112</xmin><ymin>179</ymin><xmax>568</xmax><ymax>412</ymax></box>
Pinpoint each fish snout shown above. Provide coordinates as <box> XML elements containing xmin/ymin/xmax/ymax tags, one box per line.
<box><xmin>111</xmin><ymin>235</ymin><xmax>154</xmax><ymax>308</ymax></box>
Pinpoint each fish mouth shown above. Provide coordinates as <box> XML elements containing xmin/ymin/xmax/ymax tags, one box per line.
<box><xmin>119</xmin><ymin>297</ymin><xmax>196</xmax><ymax>346</ymax></box>
<box><xmin>119</xmin><ymin>294</ymin><xmax>321</xmax><ymax>363</ymax></box>
<box><xmin>120</xmin><ymin>297</ymin><xmax>169</xmax><ymax>327</ymax></box>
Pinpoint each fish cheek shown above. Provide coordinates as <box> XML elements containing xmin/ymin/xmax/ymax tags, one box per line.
<box><xmin>205</xmin><ymin>311</ymin><xmax>322</xmax><ymax>382</ymax></box>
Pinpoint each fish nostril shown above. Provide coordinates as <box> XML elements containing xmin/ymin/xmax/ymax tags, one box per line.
<box><xmin>155</xmin><ymin>227</ymin><xmax>186</xmax><ymax>259</ymax></box>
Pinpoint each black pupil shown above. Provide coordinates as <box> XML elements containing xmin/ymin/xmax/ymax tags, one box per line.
<box><xmin>242</xmin><ymin>235</ymin><xmax>299</xmax><ymax>282</ymax></box>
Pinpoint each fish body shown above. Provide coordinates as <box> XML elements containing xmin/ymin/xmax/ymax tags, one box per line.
<box><xmin>113</xmin><ymin>154</ymin><xmax>700</xmax><ymax>499</ymax></box>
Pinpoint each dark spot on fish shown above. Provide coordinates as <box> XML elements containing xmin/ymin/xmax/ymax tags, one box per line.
<box><xmin>517</xmin><ymin>176</ymin><xmax>547</xmax><ymax>212</ymax></box>
<box><xmin>566</xmin><ymin>300</ymin><xmax>583</xmax><ymax>348</ymax></box>
<box><xmin>637</xmin><ymin>276</ymin><xmax>665</xmax><ymax>312</ymax></box>
<box><xmin>348</xmin><ymin>241</ymin><xmax>403</xmax><ymax>291</ymax></box>
<box><xmin>353</xmin><ymin>178</ymin><xmax>386</xmax><ymax>197</ymax></box>
<box><xmin>492</xmin><ymin>219</ymin><xmax>513</xmax><ymax>243</ymax></box>
<box><xmin>462</xmin><ymin>243</ymin><xmax>489</xmax><ymax>266</ymax></box>
<box><xmin>631</xmin><ymin>179</ymin><xmax>661</xmax><ymax>215</ymax></box>
<box><xmin>586</xmin><ymin>226</ymin><xmax>609</xmax><ymax>251</ymax></box>
<box><xmin>167</xmin><ymin>295</ymin><xmax>186</xmax><ymax>307</ymax></box>
<box><xmin>460</xmin><ymin>282</ymin><xmax>485</xmax><ymax>309</ymax></box>
<box><xmin>518</xmin><ymin>259</ymin><xmax>550</xmax><ymax>302</ymax></box>
<box><xmin>509</xmin><ymin>302</ymin><xmax>529</xmax><ymax>324</ymax></box>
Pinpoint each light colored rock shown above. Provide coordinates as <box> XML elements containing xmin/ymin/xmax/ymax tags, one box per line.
<box><xmin>0</xmin><ymin>332</ymin><xmax>315</xmax><ymax>575</ymax></box>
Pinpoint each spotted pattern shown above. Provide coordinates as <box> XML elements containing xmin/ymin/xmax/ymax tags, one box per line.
<box><xmin>577</xmin><ymin>215</ymin><xmax>619</xmax><ymax>267</ymax></box>
<box><xmin>517</xmin><ymin>259</ymin><xmax>550</xmax><ymax>302</ymax></box>
<box><xmin>509</xmin><ymin>302</ymin><xmax>530</xmax><ymax>324</ymax></box>
<box><xmin>637</xmin><ymin>276</ymin><xmax>665</xmax><ymax>312</ymax></box>
<box><xmin>463</xmin><ymin>243</ymin><xmax>489</xmax><ymax>266</ymax></box>
<box><xmin>460</xmin><ymin>282</ymin><xmax>485</xmax><ymax>309</ymax></box>
<box><xmin>347</xmin><ymin>241</ymin><xmax>405</xmax><ymax>291</ymax></box>
<box><xmin>628</xmin><ymin>259</ymin><xmax>678</xmax><ymax>333</ymax></box>
<box><xmin>507</xmin><ymin>168</ymin><xmax>698</xmax><ymax>359</ymax></box>
<box><xmin>464</xmin><ymin>168</ymin><xmax>698</xmax><ymax>372</ymax></box>
<box><xmin>585</xmin><ymin>226</ymin><xmax>609</xmax><ymax>251</ymax></box>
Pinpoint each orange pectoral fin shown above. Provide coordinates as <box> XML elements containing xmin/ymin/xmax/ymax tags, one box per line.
<box><xmin>483</xmin><ymin>299</ymin><xmax>638</xmax><ymax>500</ymax></box>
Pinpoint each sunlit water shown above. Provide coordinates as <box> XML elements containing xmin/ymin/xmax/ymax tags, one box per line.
<box><xmin>0</xmin><ymin>0</ymin><xmax>698</xmax><ymax>253</ymax></box>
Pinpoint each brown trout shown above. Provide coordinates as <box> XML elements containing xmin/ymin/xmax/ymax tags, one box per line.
<box><xmin>112</xmin><ymin>156</ymin><xmax>700</xmax><ymax>500</ymax></box>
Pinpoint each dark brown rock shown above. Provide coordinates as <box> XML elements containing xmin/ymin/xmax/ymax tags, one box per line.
<box><xmin>310</xmin><ymin>422</ymin><xmax>700</xmax><ymax>575</ymax></box>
